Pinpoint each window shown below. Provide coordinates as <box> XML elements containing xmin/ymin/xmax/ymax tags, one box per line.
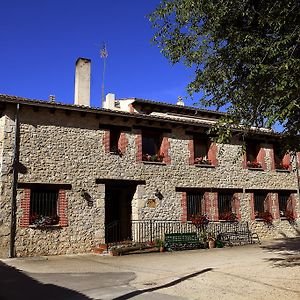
<box><xmin>187</xmin><ymin>192</ymin><xmax>204</xmax><ymax>220</ymax></box>
<box><xmin>278</xmin><ymin>193</ymin><xmax>290</xmax><ymax>218</ymax></box>
<box><xmin>194</xmin><ymin>136</ymin><xmax>211</xmax><ymax>165</ymax></box>
<box><xmin>109</xmin><ymin>128</ymin><xmax>121</xmax><ymax>154</ymax></box>
<box><xmin>142</xmin><ymin>130</ymin><xmax>163</xmax><ymax>162</ymax></box>
<box><xmin>273</xmin><ymin>144</ymin><xmax>290</xmax><ymax>170</ymax></box>
<box><xmin>254</xmin><ymin>192</ymin><xmax>267</xmax><ymax>218</ymax></box>
<box><xmin>218</xmin><ymin>193</ymin><xmax>234</xmax><ymax>220</ymax></box>
<box><xmin>246</xmin><ymin>141</ymin><xmax>262</xmax><ymax>168</ymax></box>
<box><xmin>29</xmin><ymin>189</ymin><xmax>59</xmax><ymax>226</ymax></box>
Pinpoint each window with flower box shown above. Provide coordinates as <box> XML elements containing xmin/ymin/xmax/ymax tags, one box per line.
<box><xmin>218</xmin><ymin>193</ymin><xmax>237</xmax><ymax>221</ymax></box>
<box><xmin>278</xmin><ymin>192</ymin><xmax>292</xmax><ymax>219</ymax></box>
<box><xmin>187</xmin><ymin>192</ymin><xmax>204</xmax><ymax>221</ymax></box>
<box><xmin>245</xmin><ymin>140</ymin><xmax>265</xmax><ymax>169</ymax></box>
<box><xmin>30</xmin><ymin>190</ymin><xmax>59</xmax><ymax>226</ymax></box>
<box><xmin>142</xmin><ymin>130</ymin><xmax>164</xmax><ymax>162</ymax></box>
<box><xmin>273</xmin><ymin>144</ymin><xmax>290</xmax><ymax>171</ymax></box>
<box><xmin>194</xmin><ymin>136</ymin><xmax>212</xmax><ymax>165</ymax></box>
<box><xmin>254</xmin><ymin>192</ymin><xmax>267</xmax><ymax>218</ymax></box>
<box><xmin>19</xmin><ymin>183</ymin><xmax>70</xmax><ymax>228</ymax></box>
<box><xmin>189</xmin><ymin>133</ymin><xmax>217</xmax><ymax>167</ymax></box>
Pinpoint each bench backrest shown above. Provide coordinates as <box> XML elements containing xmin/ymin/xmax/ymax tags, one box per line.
<box><xmin>165</xmin><ymin>232</ymin><xmax>199</xmax><ymax>243</ymax></box>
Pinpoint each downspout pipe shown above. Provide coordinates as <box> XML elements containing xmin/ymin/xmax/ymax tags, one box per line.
<box><xmin>9</xmin><ymin>103</ymin><xmax>20</xmax><ymax>258</ymax></box>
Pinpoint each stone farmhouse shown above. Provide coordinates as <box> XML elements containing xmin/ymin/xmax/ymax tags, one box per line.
<box><xmin>0</xmin><ymin>58</ymin><xmax>299</xmax><ymax>257</ymax></box>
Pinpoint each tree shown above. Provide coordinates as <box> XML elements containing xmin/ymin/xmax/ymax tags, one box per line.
<box><xmin>149</xmin><ymin>0</ymin><xmax>300</xmax><ymax>150</ymax></box>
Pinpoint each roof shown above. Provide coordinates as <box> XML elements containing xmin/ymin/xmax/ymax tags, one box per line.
<box><xmin>131</xmin><ymin>98</ymin><xmax>224</xmax><ymax>120</ymax></box>
<box><xmin>0</xmin><ymin>94</ymin><xmax>280</xmax><ymax>138</ymax></box>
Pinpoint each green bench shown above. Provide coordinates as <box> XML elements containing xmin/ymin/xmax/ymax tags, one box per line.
<box><xmin>164</xmin><ymin>232</ymin><xmax>201</xmax><ymax>251</ymax></box>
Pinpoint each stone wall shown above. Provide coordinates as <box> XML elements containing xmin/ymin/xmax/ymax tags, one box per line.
<box><xmin>0</xmin><ymin>104</ymin><xmax>299</xmax><ymax>257</ymax></box>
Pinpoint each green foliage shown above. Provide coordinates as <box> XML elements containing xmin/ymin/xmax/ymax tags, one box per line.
<box><xmin>149</xmin><ymin>0</ymin><xmax>300</xmax><ymax>150</ymax></box>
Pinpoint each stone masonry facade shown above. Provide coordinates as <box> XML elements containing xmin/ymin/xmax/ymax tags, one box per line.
<box><xmin>0</xmin><ymin>96</ymin><xmax>299</xmax><ymax>257</ymax></box>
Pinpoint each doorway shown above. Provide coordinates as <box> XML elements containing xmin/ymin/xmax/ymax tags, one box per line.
<box><xmin>105</xmin><ymin>184</ymin><xmax>136</xmax><ymax>243</ymax></box>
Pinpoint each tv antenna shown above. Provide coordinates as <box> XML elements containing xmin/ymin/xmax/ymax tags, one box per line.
<box><xmin>100</xmin><ymin>43</ymin><xmax>108</xmax><ymax>107</ymax></box>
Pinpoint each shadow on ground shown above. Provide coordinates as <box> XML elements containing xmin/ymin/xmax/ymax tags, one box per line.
<box><xmin>262</xmin><ymin>235</ymin><xmax>300</xmax><ymax>268</ymax></box>
<box><xmin>113</xmin><ymin>267</ymin><xmax>213</xmax><ymax>300</ymax></box>
<box><xmin>0</xmin><ymin>261</ymin><xmax>91</xmax><ymax>300</ymax></box>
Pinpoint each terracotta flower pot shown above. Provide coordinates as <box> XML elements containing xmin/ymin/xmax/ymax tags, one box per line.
<box><xmin>208</xmin><ymin>239</ymin><xmax>215</xmax><ymax>249</ymax></box>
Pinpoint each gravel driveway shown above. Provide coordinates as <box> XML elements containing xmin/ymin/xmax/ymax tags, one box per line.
<box><xmin>1</xmin><ymin>238</ymin><xmax>300</xmax><ymax>300</ymax></box>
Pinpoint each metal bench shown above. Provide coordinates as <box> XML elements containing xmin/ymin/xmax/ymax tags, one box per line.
<box><xmin>217</xmin><ymin>231</ymin><xmax>261</xmax><ymax>246</ymax></box>
<box><xmin>164</xmin><ymin>232</ymin><xmax>202</xmax><ymax>251</ymax></box>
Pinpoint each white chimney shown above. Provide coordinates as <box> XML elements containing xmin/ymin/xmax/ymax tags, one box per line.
<box><xmin>104</xmin><ymin>93</ymin><xmax>116</xmax><ymax>109</ymax></box>
<box><xmin>177</xmin><ymin>96</ymin><xmax>184</xmax><ymax>106</ymax></box>
<box><xmin>74</xmin><ymin>58</ymin><xmax>91</xmax><ymax>106</ymax></box>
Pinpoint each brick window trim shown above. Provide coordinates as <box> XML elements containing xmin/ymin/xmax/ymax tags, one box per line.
<box><xmin>243</xmin><ymin>143</ymin><xmax>266</xmax><ymax>170</ymax></box>
<box><xmin>189</xmin><ymin>138</ymin><xmax>218</xmax><ymax>167</ymax></box>
<box><xmin>20</xmin><ymin>188</ymin><xmax>68</xmax><ymax>228</ymax></box>
<box><xmin>137</xmin><ymin>131</ymin><xmax>171</xmax><ymax>164</ymax></box>
<box><xmin>103</xmin><ymin>129</ymin><xmax>128</xmax><ymax>155</ymax></box>
<box><xmin>250</xmin><ymin>192</ymin><xmax>273</xmax><ymax>221</ymax></box>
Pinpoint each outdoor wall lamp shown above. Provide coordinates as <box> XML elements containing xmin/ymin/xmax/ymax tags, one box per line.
<box><xmin>81</xmin><ymin>189</ymin><xmax>93</xmax><ymax>207</ymax></box>
<box><xmin>155</xmin><ymin>188</ymin><xmax>164</xmax><ymax>200</ymax></box>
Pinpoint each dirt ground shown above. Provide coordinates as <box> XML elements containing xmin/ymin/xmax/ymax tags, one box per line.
<box><xmin>1</xmin><ymin>238</ymin><xmax>300</xmax><ymax>300</ymax></box>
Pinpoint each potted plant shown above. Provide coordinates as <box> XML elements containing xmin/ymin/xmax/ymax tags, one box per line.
<box><xmin>30</xmin><ymin>214</ymin><xmax>60</xmax><ymax>227</ymax></box>
<box><xmin>275</xmin><ymin>162</ymin><xmax>290</xmax><ymax>170</ymax></box>
<box><xmin>142</xmin><ymin>153</ymin><xmax>164</xmax><ymax>162</ymax></box>
<box><xmin>247</xmin><ymin>160</ymin><xmax>262</xmax><ymax>168</ymax></box>
<box><xmin>285</xmin><ymin>210</ymin><xmax>296</xmax><ymax>222</ymax></box>
<box><xmin>194</xmin><ymin>157</ymin><xmax>212</xmax><ymax>165</ymax></box>
<box><xmin>207</xmin><ymin>233</ymin><xmax>216</xmax><ymax>249</ymax></box>
<box><xmin>190</xmin><ymin>214</ymin><xmax>209</xmax><ymax>228</ymax></box>
<box><xmin>219</xmin><ymin>211</ymin><xmax>237</xmax><ymax>222</ymax></box>
<box><xmin>256</xmin><ymin>211</ymin><xmax>273</xmax><ymax>224</ymax></box>
<box><xmin>155</xmin><ymin>238</ymin><xmax>165</xmax><ymax>252</ymax></box>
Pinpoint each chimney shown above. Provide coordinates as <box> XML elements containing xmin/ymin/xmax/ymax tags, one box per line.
<box><xmin>74</xmin><ymin>58</ymin><xmax>91</xmax><ymax>106</ymax></box>
<box><xmin>104</xmin><ymin>93</ymin><xmax>116</xmax><ymax>109</ymax></box>
<box><xmin>49</xmin><ymin>95</ymin><xmax>56</xmax><ymax>102</ymax></box>
<box><xmin>177</xmin><ymin>96</ymin><xmax>184</xmax><ymax>106</ymax></box>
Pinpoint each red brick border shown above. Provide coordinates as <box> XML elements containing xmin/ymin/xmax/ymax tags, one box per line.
<box><xmin>181</xmin><ymin>192</ymin><xmax>187</xmax><ymax>222</ymax></box>
<box><xmin>160</xmin><ymin>136</ymin><xmax>171</xmax><ymax>164</ymax></box>
<box><xmin>58</xmin><ymin>189</ymin><xmax>68</xmax><ymax>227</ymax></box>
<box><xmin>103</xmin><ymin>130</ymin><xmax>110</xmax><ymax>153</ymax></box>
<box><xmin>208</xmin><ymin>142</ymin><xmax>218</xmax><ymax>166</ymax></box>
<box><xmin>212</xmin><ymin>193</ymin><xmax>218</xmax><ymax>221</ymax></box>
<box><xmin>249</xmin><ymin>193</ymin><xmax>255</xmax><ymax>220</ymax></box>
<box><xmin>20</xmin><ymin>189</ymin><xmax>30</xmax><ymax>227</ymax></box>
<box><xmin>118</xmin><ymin>132</ymin><xmax>128</xmax><ymax>155</ymax></box>
<box><xmin>20</xmin><ymin>188</ymin><xmax>68</xmax><ymax>227</ymax></box>
<box><xmin>135</xmin><ymin>132</ymin><xmax>142</xmax><ymax>162</ymax></box>
<box><xmin>188</xmin><ymin>139</ymin><xmax>194</xmax><ymax>165</ymax></box>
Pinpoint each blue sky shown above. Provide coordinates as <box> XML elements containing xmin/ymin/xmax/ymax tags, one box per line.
<box><xmin>0</xmin><ymin>0</ymin><xmax>197</xmax><ymax>108</ymax></box>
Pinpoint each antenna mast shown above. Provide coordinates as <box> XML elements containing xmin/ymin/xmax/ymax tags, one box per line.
<box><xmin>100</xmin><ymin>43</ymin><xmax>108</xmax><ymax>107</ymax></box>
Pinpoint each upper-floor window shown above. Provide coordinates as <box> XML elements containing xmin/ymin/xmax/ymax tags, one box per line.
<box><xmin>110</xmin><ymin>128</ymin><xmax>121</xmax><ymax>154</ymax></box>
<box><xmin>246</xmin><ymin>141</ymin><xmax>263</xmax><ymax>169</ymax></box>
<box><xmin>142</xmin><ymin>130</ymin><xmax>164</xmax><ymax>162</ymax></box>
<box><xmin>273</xmin><ymin>144</ymin><xmax>290</xmax><ymax>171</ymax></box>
<box><xmin>30</xmin><ymin>189</ymin><xmax>59</xmax><ymax>226</ymax></box>
<box><xmin>194</xmin><ymin>136</ymin><xmax>212</xmax><ymax>165</ymax></box>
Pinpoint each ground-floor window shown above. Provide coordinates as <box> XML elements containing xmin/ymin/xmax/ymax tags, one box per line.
<box><xmin>20</xmin><ymin>185</ymin><xmax>69</xmax><ymax>228</ymax></box>
<box><xmin>29</xmin><ymin>189</ymin><xmax>60</xmax><ymax>226</ymax></box>
<box><xmin>278</xmin><ymin>192</ymin><xmax>291</xmax><ymax>218</ymax></box>
<box><xmin>218</xmin><ymin>192</ymin><xmax>234</xmax><ymax>220</ymax></box>
<box><xmin>187</xmin><ymin>192</ymin><xmax>204</xmax><ymax>220</ymax></box>
<box><xmin>254</xmin><ymin>192</ymin><xmax>268</xmax><ymax>218</ymax></box>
